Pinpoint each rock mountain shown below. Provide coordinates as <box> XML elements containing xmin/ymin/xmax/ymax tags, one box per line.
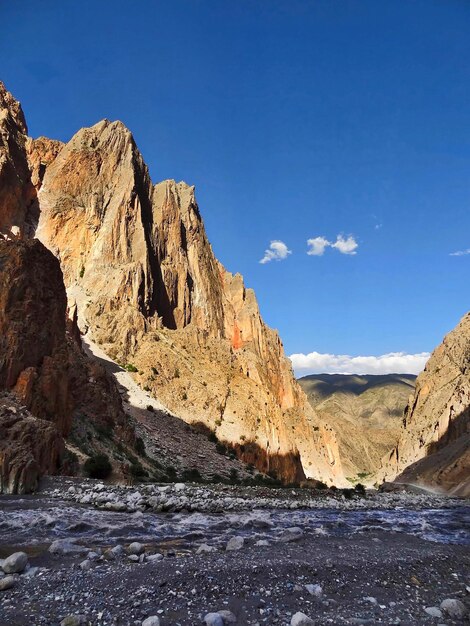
<box><xmin>0</xmin><ymin>81</ymin><xmax>345</xmax><ymax>488</ymax></box>
<box><xmin>298</xmin><ymin>374</ymin><xmax>416</xmax><ymax>481</ymax></box>
<box><xmin>379</xmin><ymin>314</ymin><xmax>470</xmax><ymax>496</ymax></box>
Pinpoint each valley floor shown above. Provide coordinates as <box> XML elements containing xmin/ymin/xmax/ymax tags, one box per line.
<box><xmin>0</xmin><ymin>479</ymin><xmax>469</xmax><ymax>626</ymax></box>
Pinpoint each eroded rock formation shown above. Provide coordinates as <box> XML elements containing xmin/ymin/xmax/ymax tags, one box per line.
<box><xmin>28</xmin><ymin>113</ymin><xmax>345</xmax><ymax>485</ymax></box>
<box><xmin>380</xmin><ymin>313</ymin><xmax>470</xmax><ymax>495</ymax></box>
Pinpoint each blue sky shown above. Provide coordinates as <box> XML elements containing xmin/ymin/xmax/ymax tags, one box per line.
<box><xmin>2</xmin><ymin>1</ymin><xmax>469</xmax><ymax>374</ymax></box>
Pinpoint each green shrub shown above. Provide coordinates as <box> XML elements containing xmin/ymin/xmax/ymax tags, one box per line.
<box><xmin>79</xmin><ymin>266</ymin><xmax>85</xmax><ymax>278</ymax></box>
<box><xmin>355</xmin><ymin>483</ymin><xmax>366</xmax><ymax>495</ymax></box>
<box><xmin>130</xmin><ymin>462</ymin><xmax>148</xmax><ymax>479</ymax></box>
<box><xmin>83</xmin><ymin>454</ymin><xmax>112</xmax><ymax>479</ymax></box>
<box><xmin>135</xmin><ymin>437</ymin><xmax>146</xmax><ymax>456</ymax></box>
<box><xmin>182</xmin><ymin>468</ymin><xmax>203</xmax><ymax>483</ymax></box>
<box><xmin>174</xmin><ymin>368</ymin><xmax>180</xmax><ymax>378</ymax></box>
<box><xmin>125</xmin><ymin>364</ymin><xmax>138</xmax><ymax>373</ymax></box>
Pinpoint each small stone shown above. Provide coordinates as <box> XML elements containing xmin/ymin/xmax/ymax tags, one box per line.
<box><xmin>174</xmin><ymin>483</ymin><xmax>186</xmax><ymax>492</ymax></box>
<box><xmin>440</xmin><ymin>598</ymin><xmax>467</xmax><ymax>619</ymax></box>
<box><xmin>60</xmin><ymin>616</ymin><xmax>86</xmax><ymax>626</ymax></box>
<box><xmin>0</xmin><ymin>576</ymin><xmax>16</xmax><ymax>591</ymax></box>
<box><xmin>128</xmin><ymin>554</ymin><xmax>140</xmax><ymax>562</ymax></box>
<box><xmin>226</xmin><ymin>536</ymin><xmax>244</xmax><ymax>551</ymax></box>
<box><xmin>204</xmin><ymin>613</ymin><xmax>224</xmax><ymax>626</ymax></box>
<box><xmin>128</xmin><ymin>542</ymin><xmax>144</xmax><ymax>555</ymax></box>
<box><xmin>255</xmin><ymin>540</ymin><xmax>270</xmax><ymax>547</ymax></box>
<box><xmin>79</xmin><ymin>559</ymin><xmax>91</xmax><ymax>571</ymax></box>
<box><xmin>425</xmin><ymin>607</ymin><xmax>443</xmax><ymax>618</ymax></box>
<box><xmin>305</xmin><ymin>583</ymin><xmax>323</xmax><ymax>597</ymax></box>
<box><xmin>364</xmin><ymin>596</ymin><xmax>378</xmax><ymax>605</ymax></box>
<box><xmin>291</xmin><ymin>612</ymin><xmax>314</xmax><ymax>626</ymax></box>
<box><xmin>146</xmin><ymin>554</ymin><xmax>163</xmax><ymax>562</ymax></box>
<box><xmin>103</xmin><ymin>549</ymin><xmax>116</xmax><ymax>561</ymax></box>
<box><xmin>218</xmin><ymin>610</ymin><xmax>237</xmax><ymax>623</ymax></box>
<box><xmin>2</xmin><ymin>551</ymin><xmax>28</xmax><ymax>574</ymax></box>
<box><xmin>142</xmin><ymin>617</ymin><xmax>160</xmax><ymax>626</ymax></box>
<box><xmin>87</xmin><ymin>551</ymin><xmax>100</xmax><ymax>561</ymax></box>
<box><xmin>111</xmin><ymin>544</ymin><xmax>125</xmax><ymax>556</ymax></box>
<box><xmin>197</xmin><ymin>544</ymin><xmax>217</xmax><ymax>554</ymax></box>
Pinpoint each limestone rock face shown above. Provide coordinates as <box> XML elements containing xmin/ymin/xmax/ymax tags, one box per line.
<box><xmin>0</xmin><ymin>82</ymin><xmax>38</xmax><ymax>238</ymax></box>
<box><xmin>32</xmin><ymin>118</ymin><xmax>345</xmax><ymax>485</ymax></box>
<box><xmin>0</xmin><ymin>392</ymin><xmax>64</xmax><ymax>494</ymax></box>
<box><xmin>380</xmin><ymin>313</ymin><xmax>470</xmax><ymax>494</ymax></box>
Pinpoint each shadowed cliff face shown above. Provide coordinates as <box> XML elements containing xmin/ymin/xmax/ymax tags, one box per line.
<box><xmin>379</xmin><ymin>313</ymin><xmax>470</xmax><ymax>494</ymax></box>
<box><xmin>29</xmin><ymin>116</ymin><xmax>346</xmax><ymax>485</ymax></box>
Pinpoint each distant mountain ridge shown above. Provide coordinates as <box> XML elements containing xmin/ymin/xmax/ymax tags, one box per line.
<box><xmin>298</xmin><ymin>373</ymin><xmax>416</xmax><ymax>481</ymax></box>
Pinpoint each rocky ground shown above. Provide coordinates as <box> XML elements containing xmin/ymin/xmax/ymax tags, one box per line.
<box><xmin>0</xmin><ymin>479</ymin><xmax>469</xmax><ymax>625</ymax></box>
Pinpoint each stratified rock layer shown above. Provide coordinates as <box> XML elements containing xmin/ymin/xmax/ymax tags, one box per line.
<box><xmin>32</xmin><ymin>117</ymin><xmax>345</xmax><ymax>485</ymax></box>
<box><xmin>380</xmin><ymin>313</ymin><xmax>470</xmax><ymax>495</ymax></box>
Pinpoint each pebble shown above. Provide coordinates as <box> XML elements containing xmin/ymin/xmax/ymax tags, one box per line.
<box><xmin>141</xmin><ymin>617</ymin><xmax>160</xmax><ymax>626</ymax></box>
<box><xmin>291</xmin><ymin>612</ymin><xmax>314</xmax><ymax>625</ymax></box>
<box><xmin>79</xmin><ymin>559</ymin><xmax>92</xmax><ymax>571</ymax></box>
<box><xmin>440</xmin><ymin>598</ymin><xmax>467</xmax><ymax>619</ymax></box>
<box><xmin>197</xmin><ymin>544</ymin><xmax>217</xmax><ymax>554</ymax></box>
<box><xmin>2</xmin><ymin>551</ymin><xmax>28</xmax><ymax>574</ymax></box>
<box><xmin>0</xmin><ymin>575</ymin><xmax>16</xmax><ymax>591</ymax></box>
<box><xmin>128</xmin><ymin>542</ymin><xmax>144</xmax><ymax>555</ymax></box>
<box><xmin>60</xmin><ymin>616</ymin><xmax>86</xmax><ymax>626</ymax></box>
<box><xmin>204</xmin><ymin>613</ymin><xmax>224</xmax><ymax>626</ymax></box>
<box><xmin>226</xmin><ymin>536</ymin><xmax>244</xmax><ymax>551</ymax></box>
<box><xmin>305</xmin><ymin>583</ymin><xmax>322</xmax><ymax>597</ymax></box>
<box><xmin>217</xmin><ymin>610</ymin><xmax>237</xmax><ymax>623</ymax></box>
<box><xmin>146</xmin><ymin>553</ymin><xmax>164</xmax><ymax>562</ymax></box>
<box><xmin>425</xmin><ymin>607</ymin><xmax>443</xmax><ymax>618</ymax></box>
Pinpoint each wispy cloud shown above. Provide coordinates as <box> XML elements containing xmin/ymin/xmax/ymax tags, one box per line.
<box><xmin>289</xmin><ymin>351</ymin><xmax>430</xmax><ymax>375</ymax></box>
<box><xmin>259</xmin><ymin>240</ymin><xmax>292</xmax><ymax>264</ymax></box>
<box><xmin>306</xmin><ymin>234</ymin><xmax>359</xmax><ymax>256</ymax></box>
<box><xmin>307</xmin><ymin>236</ymin><xmax>330</xmax><ymax>256</ymax></box>
<box><xmin>450</xmin><ymin>248</ymin><xmax>470</xmax><ymax>257</ymax></box>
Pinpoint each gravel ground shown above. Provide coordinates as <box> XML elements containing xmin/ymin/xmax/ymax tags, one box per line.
<box><xmin>0</xmin><ymin>479</ymin><xmax>469</xmax><ymax>626</ymax></box>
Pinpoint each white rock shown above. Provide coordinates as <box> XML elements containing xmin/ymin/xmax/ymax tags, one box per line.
<box><xmin>197</xmin><ymin>544</ymin><xmax>217</xmax><ymax>554</ymax></box>
<box><xmin>226</xmin><ymin>536</ymin><xmax>244</xmax><ymax>551</ymax></box>
<box><xmin>291</xmin><ymin>612</ymin><xmax>314</xmax><ymax>626</ymax></box>
<box><xmin>305</xmin><ymin>583</ymin><xmax>323</xmax><ymax>597</ymax></box>
<box><xmin>174</xmin><ymin>483</ymin><xmax>186</xmax><ymax>492</ymax></box>
<box><xmin>204</xmin><ymin>613</ymin><xmax>224</xmax><ymax>626</ymax></box>
<box><xmin>2</xmin><ymin>552</ymin><xmax>28</xmax><ymax>574</ymax></box>
<box><xmin>146</xmin><ymin>554</ymin><xmax>163</xmax><ymax>562</ymax></box>
<box><xmin>128</xmin><ymin>554</ymin><xmax>140</xmax><ymax>562</ymax></box>
<box><xmin>440</xmin><ymin>598</ymin><xmax>467</xmax><ymax>619</ymax></box>
<box><xmin>0</xmin><ymin>576</ymin><xmax>16</xmax><ymax>591</ymax></box>
<box><xmin>255</xmin><ymin>540</ymin><xmax>270</xmax><ymax>547</ymax></box>
<box><xmin>364</xmin><ymin>596</ymin><xmax>378</xmax><ymax>605</ymax></box>
<box><xmin>128</xmin><ymin>542</ymin><xmax>144</xmax><ymax>555</ymax></box>
<box><xmin>142</xmin><ymin>617</ymin><xmax>160</xmax><ymax>626</ymax></box>
<box><xmin>79</xmin><ymin>559</ymin><xmax>91</xmax><ymax>571</ymax></box>
<box><xmin>424</xmin><ymin>607</ymin><xmax>443</xmax><ymax>618</ymax></box>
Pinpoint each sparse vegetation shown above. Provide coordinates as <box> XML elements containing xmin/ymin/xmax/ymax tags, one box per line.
<box><xmin>124</xmin><ymin>364</ymin><xmax>138</xmax><ymax>373</ymax></box>
<box><xmin>83</xmin><ymin>453</ymin><xmax>112</xmax><ymax>479</ymax></box>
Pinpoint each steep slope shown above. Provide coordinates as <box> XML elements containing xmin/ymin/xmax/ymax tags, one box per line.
<box><xmin>380</xmin><ymin>313</ymin><xmax>470</xmax><ymax>495</ymax></box>
<box><xmin>299</xmin><ymin>374</ymin><xmax>416</xmax><ymax>480</ymax></box>
<box><xmin>29</xmin><ymin>116</ymin><xmax>345</xmax><ymax>485</ymax></box>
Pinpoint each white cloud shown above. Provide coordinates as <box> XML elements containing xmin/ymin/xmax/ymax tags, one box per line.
<box><xmin>259</xmin><ymin>240</ymin><xmax>292</xmax><ymax>264</ymax></box>
<box><xmin>306</xmin><ymin>234</ymin><xmax>359</xmax><ymax>256</ymax></box>
<box><xmin>307</xmin><ymin>236</ymin><xmax>330</xmax><ymax>256</ymax></box>
<box><xmin>331</xmin><ymin>234</ymin><xmax>358</xmax><ymax>255</ymax></box>
<box><xmin>374</xmin><ymin>223</ymin><xmax>382</xmax><ymax>230</ymax></box>
<box><xmin>289</xmin><ymin>351</ymin><xmax>430</xmax><ymax>375</ymax></box>
<box><xmin>450</xmin><ymin>248</ymin><xmax>470</xmax><ymax>257</ymax></box>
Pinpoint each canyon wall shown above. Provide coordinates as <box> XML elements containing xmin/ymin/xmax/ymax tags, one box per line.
<box><xmin>28</xmin><ymin>113</ymin><xmax>345</xmax><ymax>485</ymax></box>
<box><xmin>380</xmin><ymin>313</ymin><xmax>470</xmax><ymax>495</ymax></box>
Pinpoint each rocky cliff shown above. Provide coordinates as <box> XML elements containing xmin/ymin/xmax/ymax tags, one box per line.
<box><xmin>380</xmin><ymin>313</ymin><xmax>470</xmax><ymax>495</ymax></box>
<box><xmin>26</xmin><ymin>112</ymin><xmax>344</xmax><ymax>484</ymax></box>
<box><xmin>0</xmin><ymin>83</ymin><xmax>144</xmax><ymax>492</ymax></box>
